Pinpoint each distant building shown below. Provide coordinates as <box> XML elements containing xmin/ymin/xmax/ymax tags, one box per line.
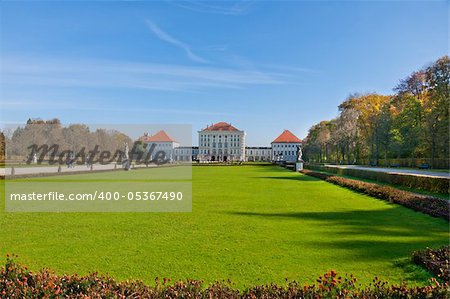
<box><xmin>271</xmin><ymin>130</ymin><xmax>302</xmax><ymax>162</ymax></box>
<box><xmin>198</xmin><ymin>122</ymin><xmax>246</xmax><ymax>162</ymax></box>
<box><xmin>26</xmin><ymin>118</ymin><xmax>61</xmax><ymax>125</ymax></box>
<box><xmin>245</xmin><ymin>147</ymin><xmax>272</xmax><ymax>162</ymax></box>
<box><xmin>174</xmin><ymin>146</ymin><xmax>198</xmax><ymax>162</ymax></box>
<box><xmin>27</xmin><ymin>118</ymin><xmax>44</xmax><ymax>124</ymax></box>
<box><xmin>192</xmin><ymin>146</ymin><xmax>199</xmax><ymax>161</ymax></box>
<box><xmin>139</xmin><ymin>130</ymin><xmax>179</xmax><ymax>162</ymax></box>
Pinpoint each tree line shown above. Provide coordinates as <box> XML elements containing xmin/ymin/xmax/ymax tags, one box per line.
<box><xmin>2</xmin><ymin>119</ymin><xmax>132</xmax><ymax>161</ymax></box>
<box><xmin>303</xmin><ymin>56</ymin><xmax>449</xmax><ymax>168</ymax></box>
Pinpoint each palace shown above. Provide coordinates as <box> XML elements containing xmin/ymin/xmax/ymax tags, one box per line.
<box><xmin>198</xmin><ymin>122</ymin><xmax>245</xmax><ymax>162</ymax></box>
<box><xmin>139</xmin><ymin>122</ymin><xmax>302</xmax><ymax>163</ymax></box>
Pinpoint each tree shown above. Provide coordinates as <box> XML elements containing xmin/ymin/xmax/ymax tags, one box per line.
<box><xmin>316</xmin><ymin>121</ymin><xmax>332</xmax><ymax>162</ymax></box>
<box><xmin>7</xmin><ymin>120</ymin><xmax>133</xmax><ymax>163</ymax></box>
<box><xmin>303</xmin><ymin>56</ymin><xmax>449</xmax><ymax>168</ymax></box>
<box><xmin>339</xmin><ymin>93</ymin><xmax>391</xmax><ymax>165</ymax></box>
<box><xmin>375</xmin><ymin>102</ymin><xmax>394</xmax><ymax>164</ymax></box>
<box><xmin>334</xmin><ymin>108</ymin><xmax>359</xmax><ymax>164</ymax></box>
<box><xmin>0</xmin><ymin>130</ymin><xmax>5</xmax><ymax>161</ymax></box>
<box><xmin>394</xmin><ymin>70</ymin><xmax>427</xmax><ymax>100</ymax></box>
<box><xmin>423</xmin><ymin>56</ymin><xmax>450</xmax><ymax>167</ymax></box>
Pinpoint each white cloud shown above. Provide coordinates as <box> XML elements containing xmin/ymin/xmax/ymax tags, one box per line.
<box><xmin>1</xmin><ymin>56</ymin><xmax>290</xmax><ymax>92</ymax></box>
<box><xmin>167</xmin><ymin>0</ymin><xmax>255</xmax><ymax>16</ymax></box>
<box><xmin>0</xmin><ymin>97</ymin><xmax>232</xmax><ymax>117</ymax></box>
<box><xmin>145</xmin><ymin>19</ymin><xmax>208</xmax><ymax>64</ymax></box>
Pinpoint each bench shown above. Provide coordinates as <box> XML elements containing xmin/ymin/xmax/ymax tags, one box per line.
<box><xmin>390</xmin><ymin>163</ymin><xmax>400</xmax><ymax>168</ymax></box>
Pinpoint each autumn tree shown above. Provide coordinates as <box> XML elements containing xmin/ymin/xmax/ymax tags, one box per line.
<box><xmin>303</xmin><ymin>56</ymin><xmax>449</xmax><ymax>168</ymax></box>
<box><xmin>7</xmin><ymin>120</ymin><xmax>133</xmax><ymax>163</ymax></box>
<box><xmin>423</xmin><ymin>56</ymin><xmax>449</xmax><ymax>167</ymax></box>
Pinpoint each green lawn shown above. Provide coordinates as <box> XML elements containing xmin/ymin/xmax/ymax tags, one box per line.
<box><xmin>0</xmin><ymin>165</ymin><xmax>448</xmax><ymax>287</ymax></box>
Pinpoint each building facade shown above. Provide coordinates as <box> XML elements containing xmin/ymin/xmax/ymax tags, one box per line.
<box><xmin>245</xmin><ymin>147</ymin><xmax>272</xmax><ymax>161</ymax></box>
<box><xmin>271</xmin><ymin>130</ymin><xmax>302</xmax><ymax>162</ymax></box>
<box><xmin>198</xmin><ymin>122</ymin><xmax>246</xmax><ymax>162</ymax></box>
<box><xmin>139</xmin><ymin>130</ymin><xmax>179</xmax><ymax>162</ymax></box>
<box><xmin>138</xmin><ymin>124</ymin><xmax>301</xmax><ymax>163</ymax></box>
<box><xmin>173</xmin><ymin>146</ymin><xmax>199</xmax><ymax>162</ymax></box>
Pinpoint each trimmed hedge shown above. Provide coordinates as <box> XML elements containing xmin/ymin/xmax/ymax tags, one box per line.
<box><xmin>413</xmin><ymin>246</ymin><xmax>450</xmax><ymax>282</ymax></box>
<box><xmin>1</xmin><ymin>257</ymin><xmax>449</xmax><ymax>298</ymax></box>
<box><xmin>192</xmin><ymin>162</ymin><xmax>272</xmax><ymax>167</ymax></box>
<box><xmin>301</xmin><ymin>169</ymin><xmax>450</xmax><ymax>221</ymax></box>
<box><xmin>305</xmin><ymin>164</ymin><xmax>449</xmax><ymax>194</ymax></box>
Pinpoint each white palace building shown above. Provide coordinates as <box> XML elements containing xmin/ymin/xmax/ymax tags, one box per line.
<box><xmin>139</xmin><ymin>122</ymin><xmax>302</xmax><ymax>163</ymax></box>
<box><xmin>198</xmin><ymin>122</ymin><xmax>245</xmax><ymax>162</ymax></box>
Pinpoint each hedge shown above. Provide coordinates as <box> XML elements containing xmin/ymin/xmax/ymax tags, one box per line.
<box><xmin>413</xmin><ymin>246</ymin><xmax>450</xmax><ymax>282</ymax></box>
<box><xmin>192</xmin><ymin>162</ymin><xmax>271</xmax><ymax>167</ymax></box>
<box><xmin>1</xmin><ymin>257</ymin><xmax>449</xmax><ymax>298</ymax></box>
<box><xmin>301</xmin><ymin>169</ymin><xmax>450</xmax><ymax>221</ymax></box>
<box><xmin>304</xmin><ymin>164</ymin><xmax>449</xmax><ymax>194</ymax></box>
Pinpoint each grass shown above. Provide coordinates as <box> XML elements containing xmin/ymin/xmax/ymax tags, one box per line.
<box><xmin>0</xmin><ymin>165</ymin><xmax>448</xmax><ymax>287</ymax></box>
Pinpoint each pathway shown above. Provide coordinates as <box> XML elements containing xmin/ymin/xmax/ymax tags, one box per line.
<box><xmin>325</xmin><ymin>164</ymin><xmax>449</xmax><ymax>179</ymax></box>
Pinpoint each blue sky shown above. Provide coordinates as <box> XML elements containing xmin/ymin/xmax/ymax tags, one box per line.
<box><xmin>0</xmin><ymin>0</ymin><xmax>448</xmax><ymax>145</ymax></box>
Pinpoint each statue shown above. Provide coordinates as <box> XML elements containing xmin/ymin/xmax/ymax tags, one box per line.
<box><xmin>123</xmin><ymin>142</ymin><xmax>131</xmax><ymax>170</ymax></box>
<box><xmin>295</xmin><ymin>145</ymin><xmax>304</xmax><ymax>172</ymax></box>
<box><xmin>296</xmin><ymin>145</ymin><xmax>303</xmax><ymax>162</ymax></box>
<box><xmin>124</xmin><ymin>142</ymin><xmax>129</xmax><ymax>161</ymax></box>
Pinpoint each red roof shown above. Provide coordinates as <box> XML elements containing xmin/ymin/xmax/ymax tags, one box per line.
<box><xmin>271</xmin><ymin>130</ymin><xmax>302</xmax><ymax>143</ymax></box>
<box><xmin>140</xmin><ymin>130</ymin><xmax>177</xmax><ymax>143</ymax></box>
<box><xmin>202</xmin><ymin>122</ymin><xmax>240</xmax><ymax>132</ymax></box>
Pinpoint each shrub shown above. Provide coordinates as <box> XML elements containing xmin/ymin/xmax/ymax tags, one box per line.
<box><xmin>413</xmin><ymin>246</ymin><xmax>450</xmax><ymax>282</ymax></box>
<box><xmin>301</xmin><ymin>169</ymin><xmax>333</xmax><ymax>180</ymax></box>
<box><xmin>301</xmin><ymin>169</ymin><xmax>450</xmax><ymax>221</ymax></box>
<box><xmin>1</xmin><ymin>257</ymin><xmax>449</xmax><ymax>298</ymax></box>
<box><xmin>304</xmin><ymin>164</ymin><xmax>449</xmax><ymax>194</ymax></box>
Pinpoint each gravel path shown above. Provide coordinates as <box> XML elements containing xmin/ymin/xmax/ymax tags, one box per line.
<box><xmin>325</xmin><ymin>164</ymin><xmax>449</xmax><ymax>179</ymax></box>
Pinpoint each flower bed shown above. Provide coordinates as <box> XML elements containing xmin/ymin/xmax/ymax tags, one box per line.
<box><xmin>301</xmin><ymin>169</ymin><xmax>449</xmax><ymax>221</ymax></box>
<box><xmin>413</xmin><ymin>246</ymin><xmax>450</xmax><ymax>282</ymax></box>
<box><xmin>1</xmin><ymin>257</ymin><xmax>449</xmax><ymax>298</ymax></box>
